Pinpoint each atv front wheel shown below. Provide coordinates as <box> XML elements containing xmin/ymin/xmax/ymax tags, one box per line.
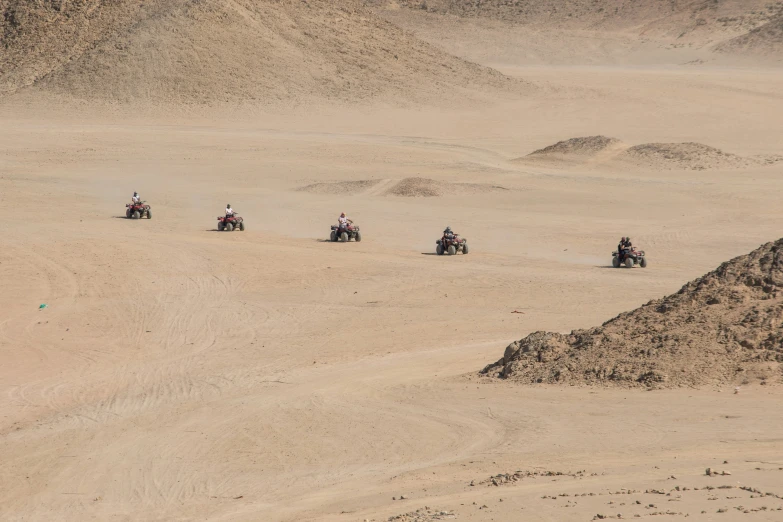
<box><xmin>462</xmin><ymin>242</ymin><xmax>469</xmax><ymax>254</ymax></box>
<box><xmin>330</xmin><ymin>231</ymin><xmax>337</xmax><ymax>242</ymax></box>
<box><xmin>239</xmin><ymin>222</ymin><xmax>245</xmax><ymax>231</ymax></box>
<box><xmin>447</xmin><ymin>245</ymin><xmax>457</xmax><ymax>256</ymax></box>
<box><xmin>640</xmin><ymin>257</ymin><xmax>647</xmax><ymax>268</ymax></box>
<box><xmin>355</xmin><ymin>231</ymin><xmax>362</xmax><ymax>242</ymax></box>
<box><xmin>625</xmin><ymin>257</ymin><xmax>634</xmax><ymax>268</ymax></box>
<box><xmin>218</xmin><ymin>222</ymin><xmax>224</xmax><ymax>231</ymax></box>
<box><xmin>436</xmin><ymin>244</ymin><xmax>444</xmax><ymax>255</ymax></box>
<box><xmin>146</xmin><ymin>209</ymin><xmax>152</xmax><ymax>219</ymax></box>
<box><xmin>225</xmin><ymin>223</ymin><xmax>234</xmax><ymax>232</ymax></box>
<box><xmin>340</xmin><ymin>232</ymin><xmax>348</xmax><ymax>242</ymax></box>
<box><xmin>612</xmin><ymin>257</ymin><xmax>620</xmax><ymax>268</ymax></box>
<box><xmin>126</xmin><ymin>209</ymin><xmax>131</xmax><ymax>218</ymax></box>
<box><xmin>132</xmin><ymin>211</ymin><xmax>140</xmax><ymax>219</ymax></box>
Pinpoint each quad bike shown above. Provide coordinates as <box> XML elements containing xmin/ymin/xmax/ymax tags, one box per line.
<box><xmin>126</xmin><ymin>201</ymin><xmax>151</xmax><ymax>219</ymax></box>
<box><xmin>436</xmin><ymin>234</ymin><xmax>469</xmax><ymax>255</ymax></box>
<box><xmin>612</xmin><ymin>248</ymin><xmax>647</xmax><ymax>268</ymax></box>
<box><xmin>330</xmin><ymin>222</ymin><xmax>361</xmax><ymax>242</ymax></box>
<box><xmin>217</xmin><ymin>215</ymin><xmax>245</xmax><ymax>231</ymax></box>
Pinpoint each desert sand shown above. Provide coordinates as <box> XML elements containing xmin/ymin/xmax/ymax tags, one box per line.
<box><xmin>2</xmin><ymin>1</ymin><xmax>783</xmax><ymax>521</ymax></box>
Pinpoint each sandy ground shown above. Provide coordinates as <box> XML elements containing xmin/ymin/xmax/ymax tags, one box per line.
<box><xmin>2</xmin><ymin>62</ymin><xmax>783</xmax><ymax>520</ymax></box>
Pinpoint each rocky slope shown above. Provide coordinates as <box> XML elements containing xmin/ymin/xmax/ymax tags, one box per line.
<box><xmin>0</xmin><ymin>0</ymin><xmax>522</xmax><ymax>104</ymax></box>
<box><xmin>482</xmin><ymin>239</ymin><xmax>783</xmax><ymax>388</ymax></box>
<box><xmin>383</xmin><ymin>0</ymin><xmax>783</xmax><ymax>50</ymax></box>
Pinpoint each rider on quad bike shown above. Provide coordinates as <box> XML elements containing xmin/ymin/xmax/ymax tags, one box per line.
<box><xmin>330</xmin><ymin>212</ymin><xmax>361</xmax><ymax>242</ymax></box>
<box><xmin>126</xmin><ymin>192</ymin><xmax>151</xmax><ymax>219</ymax></box>
<box><xmin>621</xmin><ymin>237</ymin><xmax>633</xmax><ymax>260</ymax></box>
<box><xmin>612</xmin><ymin>236</ymin><xmax>646</xmax><ymax>268</ymax></box>
<box><xmin>616</xmin><ymin>236</ymin><xmax>634</xmax><ymax>261</ymax></box>
<box><xmin>217</xmin><ymin>204</ymin><xmax>244</xmax><ymax>231</ymax></box>
<box><xmin>436</xmin><ymin>226</ymin><xmax>468</xmax><ymax>255</ymax></box>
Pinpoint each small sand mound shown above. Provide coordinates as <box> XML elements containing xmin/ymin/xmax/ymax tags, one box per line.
<box><xmin>482</xmin><ymin>239</ymin><xmax>783</xmax><ymax>388</ymax></box>
<box><xmin>385</xmin><ymin>177</ymin><xmax>509</xmax><ymax>197</ymax></box>
<box><xmin>386</xmin><ymin>177</ymin><xmax>442</xmax><ymax>197</ymax></box>
<box><xmin>620</xmin><ymin>142</ymin><xmax>751</xmax><ymax>170</ymax></box>
<box><xmin>528</xmin><ymin>136</ymin><xmax>624</xmax><ymax>157</ymax></box>
<box><xmin>297</xmin><ymin>180</ymin><xmax>381</xmax><ymax>195</ymax></box>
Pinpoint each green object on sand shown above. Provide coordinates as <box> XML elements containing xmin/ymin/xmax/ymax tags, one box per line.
<box><xmin>39</xmin><ymin>304</ymin><xmax>47</xmax><ymax>309</ymax></box>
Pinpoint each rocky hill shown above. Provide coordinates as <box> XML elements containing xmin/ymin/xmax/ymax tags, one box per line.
<box><xmin>482</xmin><ymin>239</ymin><xmax>783</xmax><ymax>388</ymax></box>
<box><xmin>0</xmin><ymin>0</ymin><xmax>521</xmax><ymax>104</ymax></box>
<box><xmin>384</xmin><ymin>0</ymin><xmax>783</xmax><ymax>49</ymax></box>
<box><xmin>716</xmin><ymin>14</ymin><xmax>783</xmax><ymax>55</ymax></box>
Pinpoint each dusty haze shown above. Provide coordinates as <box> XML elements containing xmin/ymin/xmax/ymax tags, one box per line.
<box><xmin>1</xmin><ymin>1</ymin><xmax>783</xmax><ymax>521</ymax></box>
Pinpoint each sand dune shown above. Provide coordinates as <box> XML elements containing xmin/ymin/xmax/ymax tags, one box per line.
<box><xmin>619</xmin><ymin>142</ymin><xmax>752</xmax><ymax>170</ymax></box>
<box><xmin>0</xmin><ymin>0</ymin><xmax>522</xmax><ymax>104</ymax></box>
<box><xmin>527</xmin><ymin>136</ymin><xmax>625</xmax><ymax>158</ymax></box>
<box><xmin>375</xmin><ymin>0</ymin><xmax>783</xmax><ymax>66</ymax></box>
<box><xmin>519</xmin><ymin>136</ymin><xmax>782</xmax><ymax>170</ymax></box>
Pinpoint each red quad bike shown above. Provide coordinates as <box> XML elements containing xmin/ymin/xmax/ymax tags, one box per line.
<box><xmin>330</xmin><ymin>222</ymin><xmax>361</xmax><ymax>242</ymax></box>
<box><xmin>126</xmin><ymin>202</ymin><xmax>151</xmax><ymax>219</ymax></box>
<box><xmin>612</xmin><ymin>248</ymin><xmax>647</xmax><ymax>268</ymax></box>
<box><xmin>436</xmin><ymin>234</ymin><xmax>469</xmax><ymax>255</ymax></box>
<box><xmin>217</xmin><ymin>215</ymin><xmax>245</xmax><ymax>231</ymax></box>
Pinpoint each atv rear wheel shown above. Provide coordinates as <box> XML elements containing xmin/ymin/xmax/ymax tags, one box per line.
<box><xmin>146</xmin><ymin>209</ymin><xmax>152</xmax><ymax>219</ymax></box>
<box><xmin>612</xmin><ymin>257</ymin><xmax>620</xmax><ymax>268</ymax></box>
<box><xmin>436</xmin><ymin>244</ymin><xmax>444</xmax><ymax>255</ymax></box>
<box><xmin>218</xmin><ymin>222</ymin><xmax>224</xmax><ymax>231</ymax></box>
<box><xmin>239</xmin><ymin>221</ymin><xmax>245</xmax><ymax>231</ymax></box>
<box><xmin>340</xmin><ymin>232</ymin><xmax>348</xmax><ymax>242</ymax></box>
<box><xmin>640</xmin><ymin>257</ymin><xmax>647</xmax><ymax>268</ymax></box>
<box><xmin>462</xmin><ymin>242</ymin><xmax>469</xmax><ymax>254</ymax></box>
<box><xmin>355</xmin><ymin>231</ymin><xmax>362</xmax><ymax>242</ymax></box>
<box><xmin>132</xmin><ymin>211</ymin><xmax>140</xmax><ymax>219</ymax></box>
<box><xmin>126</xmin><ymin>209</ymin><xmax>131</xmax><ymax>218</ymax></box>
<box><xmin>447</xmin><ymin>245</ymin><xmax>457</xmax><ymax>256</ymax></box>
<box><xmin>625</xmin><ymin>257</ymin><xmax>634</xmax><ymax>268</ymax></box>
<box><xmin>330</xmin><ymin>231</ymin><xmax>337</xmax><ymax>242</ymax></box>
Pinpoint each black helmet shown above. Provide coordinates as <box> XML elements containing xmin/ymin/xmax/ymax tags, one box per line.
<box><xmin>134</xmin><ymin>191</ymin><xmax>138</xmax><ymax>196</ymax></box>
<box><xmin>227</xmin><ymin>204</ymin><xmax>231</xmax><ymax>208</ymax></box>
